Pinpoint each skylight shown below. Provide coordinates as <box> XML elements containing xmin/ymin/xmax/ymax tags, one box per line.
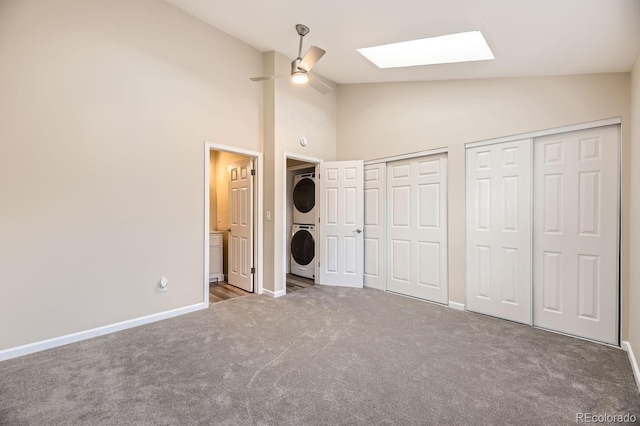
<box><xmin>357</xmin><ymin>31</ymin><xmax>495</xmax><ymax>69</ymax></box>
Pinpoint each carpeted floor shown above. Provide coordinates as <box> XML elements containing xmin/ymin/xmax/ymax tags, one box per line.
<box><xmin>1</xmin><ymin>286</ymin><xmax>638</xmax><ymax>425</ymax></box>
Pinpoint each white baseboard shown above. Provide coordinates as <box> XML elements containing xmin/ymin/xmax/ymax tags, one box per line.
<box><xmin>448</xmin><ymin>301</ymin><xmax>465</xmax><ymax>311</ymax></box>
<box><xmin>0</xmin><ymin>303</ymin><xmax>207</xmax><ymax>362</ymax></box>
<box><xmin>262</xmin><ymin>288</ymin><xmax>286</xmax><ymax>298</ymax></box>
<box><xmin>621</xmin><ymin>341</ymin><xmax>640</xmax><ymax>394</ymax></box>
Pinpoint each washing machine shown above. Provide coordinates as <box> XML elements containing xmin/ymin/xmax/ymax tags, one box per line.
<box><xmin>293</xmin><ymin>172</ymin><xmax>316</xmax><ymax>224</ymax></box>
<box><xmin>291</xmin><ymin>224</ymin><xmax>315</xmax><ymax>279</ymax></box>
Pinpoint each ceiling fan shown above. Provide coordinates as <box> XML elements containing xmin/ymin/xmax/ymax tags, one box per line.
<box><xmin>250</xmin><ymin>24</ymin><xmax>331</xmax><ymax>94</ymax></box>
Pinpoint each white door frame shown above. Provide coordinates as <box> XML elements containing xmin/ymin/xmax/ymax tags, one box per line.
<box><xmin>204</xmin><ymin>142</ymin><xmax>263</xmax><ymax>305</ymax></box>
<box><xmin>283</xmin><ymin>152</ymin><xmax>323</xmax><ymax>295</ymax></box>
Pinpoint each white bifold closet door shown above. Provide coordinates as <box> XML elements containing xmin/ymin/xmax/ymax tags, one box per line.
<box><xmin>387</xmin><ymin>154</ymin><xmax>448</xmax><ymax>304</ymax></box>
<box><xmin>466</xmin><ymin>139</ymin><xmax>532</xmax><ymax>324</ymax></box>
<box><xmin>363</xmin><ymin>164</ymin><xmax>385</xmax><ymax>290</ymax></box>
<box><xmin>533</xmin><ymin>126</ymin><xmax>619</xmax><ymax>345</ymax></box>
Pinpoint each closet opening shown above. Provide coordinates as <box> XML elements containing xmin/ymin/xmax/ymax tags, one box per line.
<box><xmin>284</xmin><ymin>154</ymin><xmax>321</xmax><ymax>295</ymax></box>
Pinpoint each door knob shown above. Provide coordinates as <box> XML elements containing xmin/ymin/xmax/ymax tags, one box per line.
<box><xmin>355</xmin><ymin>229</ymin><xmax>362</xmax><ymax>233</ymax></box>
<box><xmin>227</xmin><ymin>228</ymin><xmax>231</xmax><ymax>233</ymax></box>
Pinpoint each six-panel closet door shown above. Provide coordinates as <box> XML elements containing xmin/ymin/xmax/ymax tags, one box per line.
<box><xmin>386</xmin><ymin>154</ymin><xmax>448</xmax><ymax>304</ymax></box>
<box><xmin>363</xmin><ymin>164</ymin><xmax>386</xmax><ymax>290</ymax></box>
<box><xmin>466</xmin><ymin>139</ymin><xmax>532</xmax><ymax>324</ymax></box>
<box><xmin>533</xmin><ymin>126</ymin><xmax>619</xmax><ymax>345</ymax></box>
<box><xmin>465</xmin><ymin>125</ymin><xmax>620</xmax><ymax>345</ymax></box>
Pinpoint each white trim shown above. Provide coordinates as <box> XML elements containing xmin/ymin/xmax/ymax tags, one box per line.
<box><xmin>287</xmin><ymin>163</ymin><xmax>316</xmax><ymax>172</ymax></box>
<box><xmin>262</xmin><ymin>288</ymin><xmax>286</xmax><ymax>298</ymax></box>
<box><xmin>616</xmin><ymin>126</ymin><xmax>622</xmax><ymax>346</ymax></box>
<box><xmin>448</xmin><ymin>301</ymin><xmax>465</xmax><ymax>311</ymax></box>
<box><xmin>204</xmin><ymin>144</ymin><xmax>211</xmax><ymax>306</ymax></box>
<box><xmin>283</xmin><ymin>151</ymin><xmax>324</xmax><ymax>165</ymax></box>
<box><xmin>365</xmin><ymin>147</ymin><xmax>448</xmax><ymax>165</ymax></box>
<box><xmin>256</xmin><ymin>153</ymin><xmax>264</xmax><ymax>295</ymax></box>
<box><xmin>206</xmin><ymin>142</ymin><xmax>263</xmax><ymax>158</ymax></box>
<box><xmin>465</xmin><ymin>117</ymin><xmax>621</xmax><ymax>149</ymax></box>
<box><xmin>0</xmin><ymin>303</ymin><xmax>206</xmax><ymax>362</ymax></box>
<box><xmin>282</xmin><ymin>152</ymin><xmax>323</xmax><ymax>296</ymax></box>
<box><xmin>622</xmin><ymin>341</ymin><xmax>640</xmax><ymax>394</ymax></box>
<box><xmin>204</xmin><ymin>142</ymin><xmax>264</xmax><ymax>297</ymax></box>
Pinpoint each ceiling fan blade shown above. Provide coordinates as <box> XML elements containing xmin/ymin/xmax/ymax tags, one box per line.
<box><xmin>299</xmin><ymin>46</ymin><xmax>326</xmax><ymax>72</ymax></box>
<box><xmin>308</xmin><ymin>73</ymin><xmax>332</xmax><ymax>94</ymax></box>
<box><xmin>249</xmin><ymin>74</ymin><xmax>285</xmax><ymax>81</ymax></box>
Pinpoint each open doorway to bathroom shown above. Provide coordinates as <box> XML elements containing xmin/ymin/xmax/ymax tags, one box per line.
<box><xmin>205</xmin><ymin>143</ymin><xmax>262</xmax><ymax>306</ymax></box>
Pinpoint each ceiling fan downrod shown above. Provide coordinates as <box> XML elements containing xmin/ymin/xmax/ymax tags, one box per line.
<box><xmin>293</xmin><ymin>24</ymin><xmax>310</xmax><ymax>73</ymax></box>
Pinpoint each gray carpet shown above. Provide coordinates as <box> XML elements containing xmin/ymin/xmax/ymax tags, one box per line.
<box><xmin>1</xmin><ymin>286</ymin><xmax>638</xmax><ymax>425</ymax></box>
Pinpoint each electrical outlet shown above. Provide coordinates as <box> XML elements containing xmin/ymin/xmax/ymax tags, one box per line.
<box><xmin>158</xmin><ymin>277</ymin><xmax>168</xmax><ymax>292</ymax></box>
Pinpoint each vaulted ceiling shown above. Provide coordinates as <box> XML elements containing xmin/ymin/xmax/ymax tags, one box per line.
<box><xmin>165</xmin><ymin>0</ymin><xmax>640</xmax><ymax>84</ymax></box>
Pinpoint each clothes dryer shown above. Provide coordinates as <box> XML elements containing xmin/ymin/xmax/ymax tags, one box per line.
<box><xmin>291</xmin><ymin>224</ymin><xmax>315</xmax><ymax>279</ymax></box>
<box><xmin>293</xmin><ymin>173</ymin><xmax>316</xmax><ymax>224</ymax></box>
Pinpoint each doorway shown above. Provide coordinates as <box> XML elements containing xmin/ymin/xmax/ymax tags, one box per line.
<box><xmin>283</xmin><ymin>153</ymin><xmax>367</xmax><ymax>294</ymax></box>
<box><xmin>204</xmin><ymin>142</ymin><xmax>262</xmax><ymax>306</ymax></box>
<box><xmin>284</xmin><ymin>153</ymin><xmax>321</xmax><ymax>294</ymax></box>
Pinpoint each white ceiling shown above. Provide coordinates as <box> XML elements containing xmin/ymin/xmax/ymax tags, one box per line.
<box><xmin>165</xmin><ymin>0</ymin><xmax>640</xmax><ymax>84</ymax></box>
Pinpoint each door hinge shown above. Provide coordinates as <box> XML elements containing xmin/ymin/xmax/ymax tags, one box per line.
<box><xmin>251</xmin><ymin>267</ymin><xmax>255</xmax><ymax>274</ymax></box>
<box><xmin>251</xmin><ymin>169</ymin><xmax>256</xmax><ymax>176</ymax></box>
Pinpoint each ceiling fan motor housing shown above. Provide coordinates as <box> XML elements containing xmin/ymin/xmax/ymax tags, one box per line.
<box><xmin>291</xmin><ymin>57</ymin><xmax>304</xmax><ymax>73</ymax></box>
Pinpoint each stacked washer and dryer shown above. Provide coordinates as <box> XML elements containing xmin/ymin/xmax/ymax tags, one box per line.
<box><xmin>291</xmin><ymin>172</ymin><xmax>316</xmax><ymax>279</ymax></box>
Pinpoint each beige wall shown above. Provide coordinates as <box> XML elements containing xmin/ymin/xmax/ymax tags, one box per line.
<box><xmin>0</xmin><ymin>0</ymin><xmax>262</xmax><ymax>350</ymax></box>
<box><xmin>629</xmin><ymin>53</ymin><xmax>640</xmax><ymax>369</ymax></box>
<box><xmin>337</xmin><ymin>74</ymin><xmax>631</xmax><ymax>337</ymax></box>
<box><xmin>262</xmin><ymin>51</ymin><xmax>337</xmax><ymax>294</ymax></box>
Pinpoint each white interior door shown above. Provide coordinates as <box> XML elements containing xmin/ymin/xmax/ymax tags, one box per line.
<box><xmin>318</xmin><ymin>161</ymin><xmax>364</xmax><ymax>287</ymax></box>
<box><xmin>386</xmin><ymin>154</ymin><xmax>448</xmax><ymax>304</ymax></box>
<box><xmin>466</xmin><ymin>139</ymin><xmax>532</xmax><ymax>324</ymax></box>
<box><xmin>228</xmin><ymin>159</ymin><xmax>254</xmax><ymax>292</ymax></box>
<box><xmin>533</xmin><ymin>126</ymin><xmax>619</xmax><ymax>344</ymax></box>
<box><xmin>363</xmin><ymin>164</ymin><xmax>386</xmax><ymax>290</ymax></box>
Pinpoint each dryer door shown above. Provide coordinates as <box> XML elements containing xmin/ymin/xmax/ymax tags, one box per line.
<box><xmin>293</xmin><ymin>177</ymin><xmax>316</xmax><ymax>224</ymax></box>
<box><xmin>293</xmin><ymin>178</ymin><xmax>315</xmax><ymax>213</ymax></box>
<box><xmin>291</xmin><ymin>229</ymin><xmax>315</xmax><ymax>266</ymax></box>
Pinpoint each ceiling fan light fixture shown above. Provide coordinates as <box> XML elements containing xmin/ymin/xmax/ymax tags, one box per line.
<box><xmin>291</xmin><ymin>70</ymin><xmax>309</xmax><ymax>85</ymax></box>
<box><xmin>250</xmin><ymin>24</ymin><xmax>330</xmax><ymax>94</ymax></box>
